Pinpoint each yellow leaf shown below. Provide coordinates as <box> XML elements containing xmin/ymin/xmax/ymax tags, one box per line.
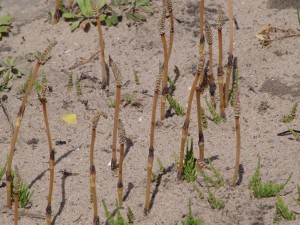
<box><xmin>60</xmin><ymin>114</ymin><xmax>77</xmax><ymax>125</ymax></box>
<box><xmin>255</xmin><ymin>34</ymin><xmax>265</xmax><ymax>41</ymax></box>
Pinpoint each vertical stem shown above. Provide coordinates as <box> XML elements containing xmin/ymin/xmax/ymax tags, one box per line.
<box><xmin>14</xmin><ymin>194</ymin><xmax>18</xmax><ymax>225</ymax></box>
<box><xmin>160</xmin><ymin>34</ymin><xmax>168</xmax><ymax>121</ymax></box>
<box><xmin>6</xmin><ymin>62</ymin><xmax>41</xmax><ymax>208</ymax></box>
<box><xmin>199</xmin><ymin>0</ymin><xmax>205</xmax><ymax>54</ymax></box>
<box><xmin>118</xmin><ymin>142</ymin><xmax>124</xmax><ymax>207</ymax></box>
<box><xmin>225</xmin><ymin>0</ymin><xmax>234</xmax><ymax>107</ymax></box>
<box><xmin>96</xmin><ymin>19</ymin><xmax>107</xmax><ymax>89</ymax></box>
<box><xmin>167</xmin><ymin>4</ymin><xmax>174</xmax><ymax>61</ymax></box>
<box><xmin>112</xmin><ymin>87</ymin><xmax>121</xmax><ymax>172</ymax></box>
<box><xmin>195</xmin><ymin>87</ymin><xmax>204</xmax><ymax>161</ymax></box>
<box><xmin>54</xmin><ymin>0</ymin><xmax>60</xmax><ymax>23</ymax></box>
<box><xmin>231</xmin><ymin>116</ymin><xmax>240</xmax><ymax>187</ymax></box>
<box><xmin>208</xmin><ymin>45</ymin><xmax>216</xmax><ymax>109</ymax></box>
<box><xmin>218</xmin><ymin>29</ymin><xmax>225</xmax><ymax>119</ymax></box>
<box><xmin>42</xmin><ymin>99</ymin><xmax>54</xmax><ymax>225</ymax></box>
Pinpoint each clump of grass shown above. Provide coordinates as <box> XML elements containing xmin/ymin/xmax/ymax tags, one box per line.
<box><xmin>205</xmin><ymin>98</ymin><xmax>222</xmax><ymax>124</ymax></box>
<box><xmin>108</xmin><ymin>98</ymin><xmax>116</xmax><ymax>108</ymax></box>
<box><xmin>192</xmin><ymin>183</ymin><xmax>205</xmax><ymax>200</ymax></box>
<box><xmin>102</xmin><ymin>199</ymin><xmax>129</xmax><ymax>225</ymax></box>
<box><xmin>293</xmin><ymin>184</ymin><xmax>300</xmax><ymax>206</ymax></box>
<box><xmin>166</xmin><ymin>94</ymin><xmax>185</xmax><ymax>116</ymax></box>
<box><xmin>281</xmin><ymin>101</ymin><xmax>298</xmax><ymax>123</ymax></box>
<box><xmin>207</xmin><ymin>186</ymin><xmax>225</xmax><ymax>210</ymax></box>
<box><xmin>249</xmin><ymin>157</ymin><xmax>292</xmax><ymax>198</ymax></box>
<box><xmin>198</xmin><ymin>160</ymin><xmax>225</xmax><ymax>189</ymax></box>
<box><xmin>157</xmin><ymin>156</ymin><xmax>166</xmax><ymax>174</ymax></box>
<box><xmin>75</xmin><ymin>73</ymin><xmax>82</xmax><ymax>99</ymax></box>
<box><xmin>183</xmin><ymin>138</ymin><xmax>196</xmax><ymax>183</ymax></box>
<box><xmin>274</xmin><ymin>195</ymin><xmax>296</xmax><ymax>223</ymax></box>
<box><xmin>288</xmin><ymin>128</ymin><xmax>300</xmax><ymax>142</ymax></box>
<box><xmin>133</xmin><ymin>67</ymin><xmax>140</xmax><ymax>86</ymax></box>
<box><xmin>67</xmin><ymin>71</ymin><xmax>73</xmax><ymax>92</ymax></box>
<box><xmin>127</xmin><ymin>206</ymin><xmax>135</xmax><ymax>224</ymax></box>
<box><xmin>6</xmin><ymin>41</ymin><xmax>57</xmax><ymax>208</ymax></box>
<box><xmin>181</xmin><ymin>199</ymin><xmax>204</xmax><ymax>225</ymax></box>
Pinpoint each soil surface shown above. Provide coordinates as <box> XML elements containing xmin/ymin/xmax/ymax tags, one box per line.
<box><xmin>1</xmin><ymin>0</ymin><xmax>300</xmax><ymax>224</ymax></box>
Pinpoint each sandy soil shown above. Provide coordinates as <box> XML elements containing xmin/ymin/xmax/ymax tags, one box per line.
<box><xmin>0</xmin><ymin>0</ymin><xmax>300</xmax><ymax>224</ymax></box>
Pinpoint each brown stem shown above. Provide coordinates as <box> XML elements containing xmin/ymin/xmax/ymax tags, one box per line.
<box><xmin>208</xmin><ymin>44</ymin><xmax>216</xmax><ymax>109</ymax></box>
<box><xmin>112</xmin><ymin>87</ymin><xmax>121</xmax><ymax>172</ymax></box>
<box><xmin>53</xmin><ymin>0</ymin><xmax>60</xmax><ymax>24</ymax></box>
<box><xmin>195</xmin><ymin>87</ymin><xmax>204</xmax><ymax>161</ymax></box>
<box><xmin>199</xmin><ymin>0</ymin><xmax>205</xmax><ymax>54</ymax></box>
<box><xmin>145</xmin><ymin>69</ymin><xmax>162</xmax><ymax>213</ymax></box>
<box><xmin>224</xmin><ymin>54</ymin><xmax>233</xmax><ymax>107</ymax></box>
<box><xmin>218</xmin><ymin>29</ymin><xmax>225</xmax><ymax>118</ymax></box>
<box><xmin>42</xmin><ymin>99</ymin><xmax>54</xmax><ymax>225</ymax></box>
<box><xmin>6</xmin><ymin>62</ymin><xmax>41</xmax><ymax>208</ymax></box>
<box><xmin>225</xmin><ymin>0</ymin><xmax>234</xmax><ymax>107</ymax></box>
<box><xmin>14</xmin><ymin>194</ymin><xmax>18</xmax><ymax>225</ymax></box>
<box><xmin>96</xmin><ymin>18</ymin><xmax>107</xmax><ymax>89</ymax></box>
<box><xmin>117</xmin><ymin>142</ymin><xmax>124</xmax><ymax>207</ymax></box>
<box><xmin>167</xmin><ymin>11</ymin><xmax>174</xmax><ymax>61</ymax></box>
<box><xmin>160</xmin><ymin>34</ymin><xmax>168</xmax><ymax>121</ymax></box>
<box><xmin>68</xmin><ymin>0</ymin><xmax>74</xmax><ymax>12</ymax></box>
<box><xmin>178</xmin><ymin>56</ymin><xmax>204</xmax><ymax>180</ymax></box>
<box><xmin>231</xmin><ymin>116</ymin><xmax>241</xmax><ymax>187</ymax></box>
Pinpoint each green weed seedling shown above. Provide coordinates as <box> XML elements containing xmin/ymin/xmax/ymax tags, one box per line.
<box><xmin>192</xmin><ymin>183</ymin><xmax>205</xmax><ymax>200</ymax></box>
<box><xmin>181</xmin><ymin>199</ymin><xmax>203</xmax><ymax>225</ymax></box>
<box><xmin>249</xmin><ymin>157</ymin><xmax>292</xmax><ymax>198</ymax></box>
<box><xmin>183</xmin><ymin>138</ymin><xmax>196</xmax><ymax>183</ymax></box>
<box><xmin>19</xmin><ymin>68</ymin><xmax>33</xmax><ymax>94</ymax></box>
<box><xmin>0</xmin><ymin>159</ymin><xmax>7</xmax><ymax>181</ymax></box>
<box><xmin>205</xmin><ymin>98</ymin><xmax>222</xmax><ymax>124</ymax></box>
<box><xmin>168</xmin><ymin>77</ymin><xmax>176</xmax><ymax>93</ymax></box>
<box><xmin>282</xmin><ymin>101</ymin><xmax>298</xmax><ymax>123</ymax></box>
<box><xmin>0</xmin><ymin>56</ymin><xmax>23</xmax><ymax>91</ymax></box>
<box><xmin>114</xmin><ymin>0</ymin><xmax>154</xmax><ymax>22</ymax></box>
<box><xmin>133</xmin><ymin>67</ymin><xmax>140</xmax><ymax>86</ymax></box>
<box><xmin>274</xmin><ymin>195</ymin><xmax>296</xmax><ymax>223</ymax></box>
<box><xmin>109</xmin><ymin>98</ymin><xmax>116</xmax><ymax>108</ymax></box>
<box><xmin>11</xmin><ymin>170</ymin><xmax>34</xmax><ymax>208</ymax></box>
<box><xmin>288</xmin><ymin>128</ymin><xmax>300</xmax><ymax>142</ymax></box>
<box><xmin>293</xmin><ymin>184</ymin><xmax>300</xmax><ymax>206</ymax></box>
<box><xmin>207</xmin><ymin>185</ymin><xmax>225</xmax><ymax>210</ymax></box>
<box><xmin>167</xmin><ymin>94</ymin><xmax>185</xmax><ymax>116</ymax></box>
<box><xmin>102</xmin><ymin>199</ymin><xmax>129</xmax><ymax>225</ymax></box>
<box><xmin>0</xmin><ymin>14</ymin><xmax>12</xmax><ymax>40</ymax></box>
<box><xmin>198</xmin><ymin>160</ymin><xmax>225</xmax><ymax>189</ymax></box>
<box><xmin>157</xmin><ymin>156</ymin><xmax>166</xmax><ymax>174</ymax></box>
<box><xmin>126</xmin><ymin>206</ymin><xmax>135</xmax><ymax>224</ymax></box>
<box><xmin>122</xmin><ymin>93</ymin><xmax>141</xmax><ymax>107</ymax></box>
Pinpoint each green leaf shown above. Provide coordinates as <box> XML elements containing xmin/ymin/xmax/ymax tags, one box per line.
<box><xmin>62</xmin><ymin>12</ymin><xmax>80</xmax><ymax>19</ymax></box>
<box><xmin>126</xmin><ymin>12</ymin><xmax>146</xmax><ymax>22</ymax></box>
<box><xmin>77</xmin><ymin>0</ymin><xmax>92</xmax><ymax>17</ymax></box>
<box><xmin>136</xmin><ymin>0</ymin><xmax>150</xmax><ymax>6</ymax></box>
<box><xmin>99</xmin><ymin>14</ymin><xmax>106</xmax><ymax>22</ymax></box>
<box><xmin>105</xmin><ymin>16</ymin><xmax>112</xmax><ymax>26</ymax></box>
<box><xmin>138</xmin><ymin>5</ymin><xmax>153</xmax><ymax>14</ymax></box>
<box><xmin>69</xmin><ymin>20</ymin><xmax>81</xmax><ymax>31</ymax></box>
<box><xmin>4</xmin><ymin>57</ymin><xmax>16</xmax><ymax>67</ymax></box>
<box><xmin>98</xmin><ymin>0</ymin><xmax>106</xmax><ymax>10</ymax></box>
<box><xmin>111</xmin><ymin>14</ymin><xmax>119</xmax><ymax>25</ymax></box>
<box><xmin>0</xmin><ymin>26</ymin><xmax>10</xmax><ymax>33</ymax></box>
<box><xmin>0</xmin><ymin>14</ymin><xmax>12</xmax><ymax>25</ymax></box>
<box><xmin>112</xmin><ymin>0</ymin><xmax>120</xmax><ymax>6</ymax></box>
